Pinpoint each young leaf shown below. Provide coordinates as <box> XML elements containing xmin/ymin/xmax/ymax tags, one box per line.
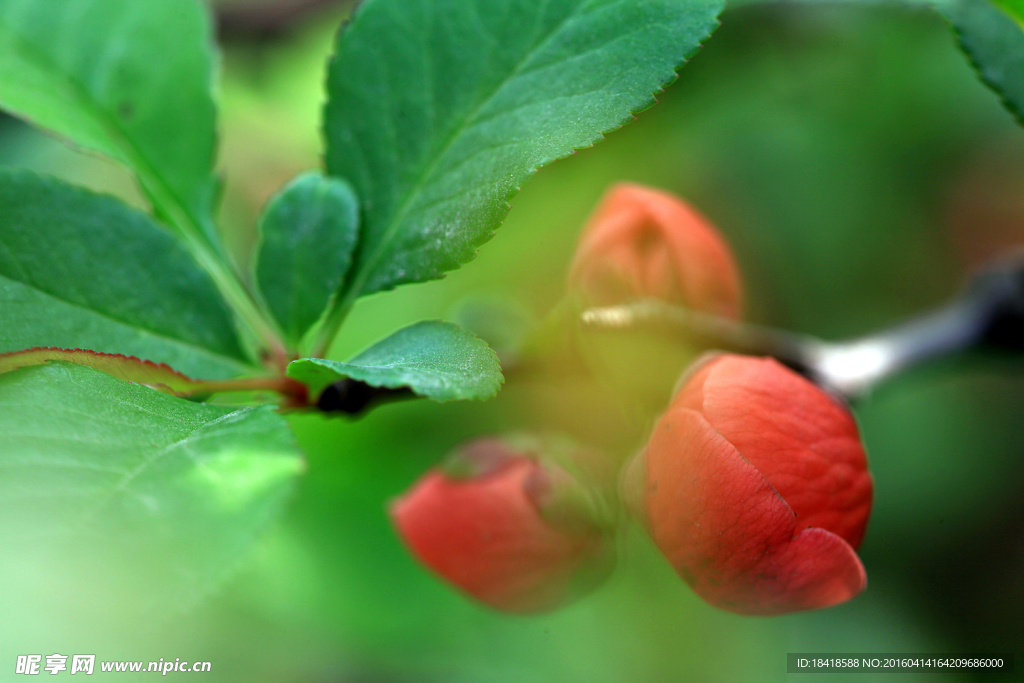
<box><xmin>0</xmin><ymin>0</ymin><xmax>219</xmax><ymax>241</ymax></box>
<box><xmin>288</xmin><ymin>321</ymin><xmax>503</xmax><ymax>401</ymax></box>
<box><xmin>323</xmin><ymin>0</ymin><xmax>723</xmax><ymax>304</ymax></box>
<box><xmin>943</xmin><ymin>0</ymin><xmax>1024</xmax><ymax>123</ymax></box>
<box><xmin>255</xmin><ymin>172</ymin><xmax>360</xmax><ymax>347</ymax></box>
<box><xmin>0</xmin><ymin>170</ymin><xmax>251</xmax><ymax>379</ymax></box>
<box><xmin>0</xmin><ymin>362</ymin><xmax>304</xmax><ymax>615</ymax></box>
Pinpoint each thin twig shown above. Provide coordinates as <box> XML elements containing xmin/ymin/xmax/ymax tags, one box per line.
<box><xmin>579</xmin><ymin>256</ymin><xmax>1024</xmax><ymax>399</ymax></box>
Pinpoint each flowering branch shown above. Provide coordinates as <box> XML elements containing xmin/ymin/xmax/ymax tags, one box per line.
<box><xmin>580</xmin><ymin>256</ymin><xmax>1024</xmax><ymax>399</ymax></box>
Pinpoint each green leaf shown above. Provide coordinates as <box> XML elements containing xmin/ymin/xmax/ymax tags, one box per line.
<box><xmin>287</xmin><ymin>320</ymin><xmax>503</xmax><ymax>401</ymax></box>
<box><xmin>323</xmin><ymin>0</ymin><xmax>723</xmax><ymax>302</ymax></box>
<box><xmin>993</xmin><ymin>0</ymin><xmax>1024</xmax><ymax>24</ymax></box>
<box><xmin>0</xmin><ymin>0</ymin><xmax>219</xmax><ymax>241</ymax></box>
<box><xmin>941</xmin><ymin>0</ymin><xmax>1024</xmax><ymax>123</ymax></box>
<box><xmin>0</xmin><ymin>170</ymin><xmax>251</xmax><ymax>379</ymax></box>
<box><xmin>0</xmin><ymin>362</ymin><xmax>304</xmax><ymax>614</ymax></box>
<box><xmin>255</xmin><ymin>172</ymin><xmax>360</xmax><ymax>347</ymax></box>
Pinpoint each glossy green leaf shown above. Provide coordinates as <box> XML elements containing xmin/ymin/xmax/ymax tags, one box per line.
<box><xmin>255</xmin><ymin>172</ymin><xmax>359</xmax><ymax>347</ymax></box>
<box><xmin>942</xmin><ymin>0</ymin><xmax>1024</xmax><ymax>123</ymax></box>
<box><xmin>0</xmin><ymin>362</ymin><xmax>304</xmax><ymax>613</ymax></box>
<box><xmin>288</xmin><ymin>321</ymin><xmax>503</xmax><ymax>401</ymax></box>
<box><xmin>323</xmin><ymin>0</ymin><xmax>723</xmax><ymax>303</ymax></box>
<box><xmin>0</xmin><ymin>170</ymin><xmax>251</xmax><ymax>379</ymax></box>
<box><xmin>0</xmin><ymin>0</ymin><xmax>219</xmax><ymax>241</ymax></box>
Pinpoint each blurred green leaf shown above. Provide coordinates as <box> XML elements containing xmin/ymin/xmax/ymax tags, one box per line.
<box><xmin>730</xmin><ymin>0</ymin><xmax>1024</xmax><ymax>126</ymax></box>
<box><xmin>0</xmin><ymin>170</ymin><xmax>251</xmax><ymax>379</ymax></box>
<box><xmin>288</xmin><ymin>320</ymin><xmax>503</xmax><ymax>400</ymax></box>
<box><xmin>255</xmin><ymin>172</ymin><xmax>359</xmax><ymax>348</ymax></box>
<box><xmin>323</xmin><ymin>0</ymin><xmax>723</xmax><ymax>304</ymax></box>
<box><xmin>0</xmin><ymin>362</ymin><xmax>304</xmax><ymax>612</ymax></box>
<box><xmin>941</xmin><ymin>0</ymin><xmax>1024</xmax><ymax>122</ymax></box>
<box><xmin>992</xmin><ymin>0</ymin><xmax>1024</xmax><ymax>23</ymax></box>
<box><xmin>0</xmin><ymin>0</ymin><xmax>219</xmax><ymax>241</ymax></box>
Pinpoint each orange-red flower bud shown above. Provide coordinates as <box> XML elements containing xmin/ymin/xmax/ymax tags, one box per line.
<box><xmin>625</xmin><ymin>355</ymin><xmax>873</xmax><ymax>615</ymax></box>
<box><xmin>390</xmin><ymin>437</ymin><xmax>614</xmax><ymax>614</ymax></box>
<box><xmin>569</xmin><ymin>183</ymin><xmax>743</xmax><ymax>318</ymax></box>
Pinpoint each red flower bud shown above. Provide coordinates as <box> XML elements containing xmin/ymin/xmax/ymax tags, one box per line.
<box><xmin>625</xmin><ymin>355</ymin><xmax>873</xmax><ymax>615</ymax></box>
<box><xmin>390</xmin><ymin>437</ymin><xmax>614</xmax><ymax>613</ymax></box>
<box><xmin>569</xmin><ymin>183</ymin><xmax>743</xmax><ymax>318</ymax></box>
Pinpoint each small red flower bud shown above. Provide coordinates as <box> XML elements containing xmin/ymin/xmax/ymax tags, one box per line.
<box><xmin>569</xmin><ymin>183</ymin><xmax>743</xmax><ymax>318</ymax></box>
<box><xmin>390</xmin><ymin>437</ymin><xmax>614</xmax><ymax>614</ymax></box>
<box><xmin>625</xmin><ymin>355</ymin><xmax>873</xmax><ymax>615</ymax></box>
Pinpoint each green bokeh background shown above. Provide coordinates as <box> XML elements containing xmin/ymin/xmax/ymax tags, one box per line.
<box><xmin>2</xmin><ymin>1</ymin><xmax>1023</xmax><ymax>680</ymax></box>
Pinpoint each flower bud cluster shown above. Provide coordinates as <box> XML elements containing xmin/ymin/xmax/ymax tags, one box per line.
<box><xmin>391</xmin><ymin>184</ymin><xmax>873</xmax><ymax>615</ymax></box>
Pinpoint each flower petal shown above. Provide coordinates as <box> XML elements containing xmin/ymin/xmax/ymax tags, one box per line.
<box><xmin>645</xmin><ymin>405</ymin><xmax>866</xmax><ymax>614</ymax></box>
<box><xmin>697</xmin><ymin>356</ymin><xmax>873</xmax><ymax>548</ymax></box>
<box><xmin>391</xmin><ymin>458</ymin><xmax>607</xmax><ymax>613</ymax></box>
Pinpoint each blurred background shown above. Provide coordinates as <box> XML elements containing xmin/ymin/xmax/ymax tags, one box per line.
<box><xmin>1</xmin><ymin>0</ymin><xmax>1023</xmax><ymax>680</ymax></box>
